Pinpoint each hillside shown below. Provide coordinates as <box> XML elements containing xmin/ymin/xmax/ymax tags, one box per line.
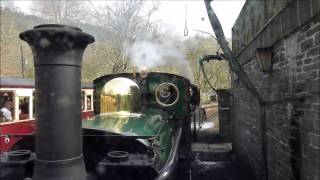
<box><xmin>0</xmin><ymin>8</ymin><xmax>107</xmax><ymax>79</ymax></box>
<box><xmin>2</xmin><ymin>8</ymin><xmax>107</xmax><ymax>42</ymax></box>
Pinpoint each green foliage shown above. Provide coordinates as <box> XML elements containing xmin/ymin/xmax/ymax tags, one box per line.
<box><xmin>183</xmin><ymin>36</ymin><xmax>231</xmax><ymax>92</ymax></box>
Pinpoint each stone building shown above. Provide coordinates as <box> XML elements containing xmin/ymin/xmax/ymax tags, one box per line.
<box><xmin>231</xmin><ymin>0</ymin><xmax>319</xmax><ymax>180</ymax></box>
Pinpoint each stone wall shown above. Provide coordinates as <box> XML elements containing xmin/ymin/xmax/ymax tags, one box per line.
<box><xmin>231</xmin><ymin>0</ymin><xmax>320</xmax><ymax>180</ymax></box>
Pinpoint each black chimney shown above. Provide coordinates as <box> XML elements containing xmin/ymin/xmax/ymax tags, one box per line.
<box><xmin>19</xmin><ymin>24</ymin><xmax>94</xmax><ymax>180</ymax></box>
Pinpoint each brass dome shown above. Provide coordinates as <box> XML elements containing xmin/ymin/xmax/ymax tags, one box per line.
<box><xmin>100</xmin><ymin>77</ymin><xmax>141</xmax><ymax>113</ymax></box>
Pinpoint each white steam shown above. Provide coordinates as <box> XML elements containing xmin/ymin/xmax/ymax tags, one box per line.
<box><xmin>125</xmin><ymin>36</ymin><xmax>194</xmax><ymax>82</ymax></box>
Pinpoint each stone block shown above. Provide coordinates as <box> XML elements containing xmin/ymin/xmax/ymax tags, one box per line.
<box><xmin>278</xmin><ymin>77</ymin><xmax>289</xmax><ymax>92</ymax></box>
<box><xmin>307</xmin><ymin>46</ymin><xmax>320</xmax><ymax>57</ymax></box>
<box><xmin>296</xmin><ymin>103</ymin><xmax>312</xmax><ymax>110</ymax></box>
<box><xmin>315</xmin><ymin>32</ymin><xmax>320</xmax><ymax>46</ymax></box>
<box><xmin>314</xmin><ymin>120</ymin><xmax>320</xmax><ymax>134</ymax></box>
<box><xmin>307</xmin><ymin>95</ymin><xmax>320</xmax><ymax>104</ymax></box>
<box><xmin>297</xmin><ymin>71</ymin><xmax>317</xmax><ymax>81</ymax></box>
<box><xmin>296</xmin><ymin>67</ymin><xmax>302</xmax><ymax>73</ymax></box>
<box><xmin>295</xmin><ymin>53</ymin><xmax>305</xmax><ymax>61</ymax></box>
<box><xmin>304</xmin><ymin>58</ymin><xmax>312</xmax><ymax>64</ymax></box>
<box><xmin>274</xmin><ymin>39</ymin><xmax>285</xmax><ymax>51</ymax></box>
<box><xmin>297</xmin><ymin>33</ymin><xmax>306</xmax><ymax>43</ymax></box>
<box><xmin>309</xmin><ymin>133</ymin><xmax>320</xmax><ymax>148</ymax></box>
<box><xmin>313</xmin><ymin>55</ymin><xmax>320</xmax><ymax>63</ymax></box>
<box><xmin>280</xmin><ymin>52</ymin><xmax>287</xmax><ymax>62</ymax></box>
<box><xmin>291</xmin><ymin>116</ymin><xmax>302</xmax><ymax>127</ymax></box>
<box><xmin>301</xmin><ymin>131</ymin><xmax>312</xmax><ymax>148</ymax></box>
<box><xmin>303</xmin><ymin>62</ymin><xmax>320</xmax><ymax>72</ymax></box>
<box><xmin>306</xmin><ymin>24</ymin><xmax>320</xmax><ymax>38</ymax></box>
<box><xmin>300</xmin><ymin>38</ymin><xmax>314</xmax><ymax>52</ymax></box>
<box><xmin>305</xmin><ymin>110</ymin><xmax>320</xmax><ymax>120</ymax></box>
<box><xmin>297</xmin><ymin>61</ymin><xmax>303</xmax><ymax>66</ymax></box>
<box><xmin>300</xmin><ymin>21</ymin><xmax>313</xmax><ymax>32</ymax></box>
<box><xmin>307</xmin><ymin>146</ymin><xmax>320</xmax><ymax>164</ymax></box>
<box><xmin>273</xmin><ymin>54</ymin><xmax>280</xmax><ymax>64</ymax></box>
<box><xmin>309</xmin><ymin>79</ymin><xmax>320</xmax><ymax>94</ymax></box>
<box><xmin>295</xmin><ymin>81</ymin><xmax>309</xmax><ymax>92</ymax></box>
<box><xmin>312</xmin><ymin>104</ymin><xmax>320</xmax><ymax>111</ymax></box>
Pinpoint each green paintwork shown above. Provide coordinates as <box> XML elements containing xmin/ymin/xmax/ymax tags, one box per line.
<box><xmin>146</xmin><ymin>74</ymin><xmax>189</xmax><ymax>118</ymax></box>
<box><xmin>89</xmin><ymin>72</ymin><xmax>192</xmax><ymax>167</ymax></box>
<box><xmin>83</xmin><ymin>108</ymin><xmax>177</xmax><ymax>163</ymax></box>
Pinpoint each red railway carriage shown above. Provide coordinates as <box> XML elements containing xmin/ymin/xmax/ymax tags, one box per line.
<box><xmin>0</xmin><ymin>77</ymin><xmax>94</xmax><ymax>152</ymax></box>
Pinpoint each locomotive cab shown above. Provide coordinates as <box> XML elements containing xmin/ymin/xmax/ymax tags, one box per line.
<box><xmin>82</xmin><ymin>72</ymin><xmax>193</xmax><ymax>180</ymax></box>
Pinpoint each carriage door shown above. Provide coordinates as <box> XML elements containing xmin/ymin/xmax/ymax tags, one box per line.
<box><xmin>82</xmin><ymin>90</ymin><xmax>93</xmax><ymax>112</ymax></box>
<box><xmin>86</xmin><ymin>92</ymin><xmax>93</xmax><ymax>111</ymax></box>
<box><xmin>15</xmin><ymin>89</ymin><xmax>33</xmax><ymax>120</ymax></box>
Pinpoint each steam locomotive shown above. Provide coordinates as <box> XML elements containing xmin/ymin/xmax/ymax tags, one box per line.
<box><xmin>0</xmin><ymin>24</ymin><xmax>200</xmax><ymax>180</ymax></box>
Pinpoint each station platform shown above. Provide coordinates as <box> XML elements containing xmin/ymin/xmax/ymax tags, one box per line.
<box><xmin>191</xmin><ymin>103</ymin><xmax>255</xmax><ymax>180</ymax></box>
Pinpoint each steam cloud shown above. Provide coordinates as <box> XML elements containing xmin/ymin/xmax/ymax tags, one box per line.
<box><xmin>125</xmin><ymin>35</ymin><xmax>194</xmax><ymax>82</ymax></box>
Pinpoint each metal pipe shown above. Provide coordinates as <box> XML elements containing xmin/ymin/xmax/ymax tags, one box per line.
<box><xmin>20</xmin><ymin>24</ymin><xmax>94</xmax><ymax>180</ymax></box>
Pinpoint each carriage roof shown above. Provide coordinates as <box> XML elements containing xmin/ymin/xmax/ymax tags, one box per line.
<box><xmin>0</xmin><ymin>77</ymin><xmax>93</xmax><ymax>89</ymax></box>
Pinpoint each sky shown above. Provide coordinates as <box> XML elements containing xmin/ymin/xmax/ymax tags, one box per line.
<box><xmin>12</xmin><ymin>0</ymin><xmax>245</xmax><ymax>38</ymax></box>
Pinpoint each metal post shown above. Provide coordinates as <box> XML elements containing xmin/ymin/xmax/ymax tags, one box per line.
<box><xmin>20</xmin><ymin>24</ymin><xmax>94</xmax><ymax>180</ymax></box>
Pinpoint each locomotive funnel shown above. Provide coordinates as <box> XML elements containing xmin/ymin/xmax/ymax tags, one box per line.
<box><xmin>19</xmin><ymin>24</ymin><xmax>94</xmax><ymax>180</ymax></box>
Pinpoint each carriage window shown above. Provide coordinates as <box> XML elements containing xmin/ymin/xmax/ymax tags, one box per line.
<box><xmin>87</xmin><ymin>95</ymin><xmax>92</xmax><ymax>110</ymax></box>
<box><xmin>19</xmin><ymin>96</ymin><xmax>30</xmax><ymax>120</ymax></box>
<box><xmin>0</xmin><ymin>91</ymin><xmax>14</xmax><ymax>122</ymax></box>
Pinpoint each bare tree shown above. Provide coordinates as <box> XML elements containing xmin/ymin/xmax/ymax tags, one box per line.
<box><xmin>88</xmin><ymin>0</ymin><xmax>159</xmax><ymax>73</ymax></box>
<box><xmin>0</xmin><ymin>7</ymin><xmax>34</xmax><ymax>78</ymax></box>
<box><xmin>31</xmin><ymin>0</ymin><xmax>86</xmax><ymax>24</ymax></box>
<box><xmin>0</xmin><ymin>0</ymin><xmax>15</xmax><ymax>10</ymax></box>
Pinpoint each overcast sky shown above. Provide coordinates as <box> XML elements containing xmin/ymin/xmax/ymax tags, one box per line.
<box><xmin>12</xmin><ymin>0</ymin><xmax>245</xmax><ymax>38</ymax></box>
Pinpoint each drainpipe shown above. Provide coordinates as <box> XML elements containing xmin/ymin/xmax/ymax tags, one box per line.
<box><xmin>20</xmin><ymin>24</ymin><xmax>94</xmax><ymax>180</ymax></box>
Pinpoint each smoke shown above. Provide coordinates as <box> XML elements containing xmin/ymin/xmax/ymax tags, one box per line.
<box><xmin>125</xmin><ymin>35</ymin><xmax>194</xmax><ymax>82</ymax></box>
